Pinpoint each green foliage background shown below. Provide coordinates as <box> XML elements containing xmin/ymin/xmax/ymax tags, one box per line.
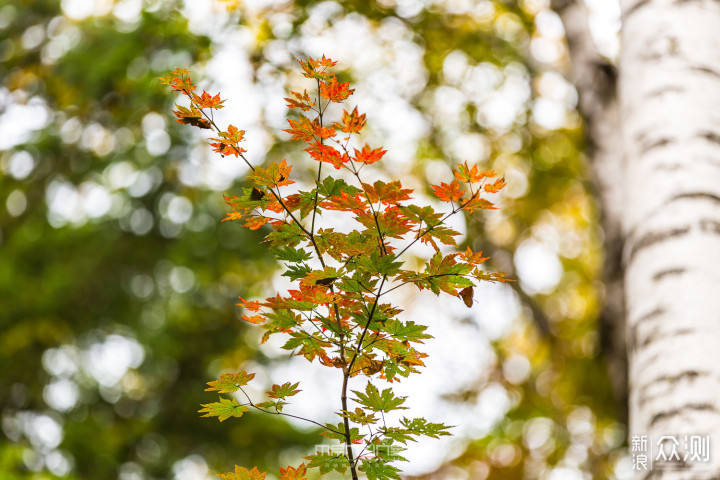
<box><xmin>0</xmin><ymin>0</ymin><xmax>625</xmax><ymax>479</ymax></box>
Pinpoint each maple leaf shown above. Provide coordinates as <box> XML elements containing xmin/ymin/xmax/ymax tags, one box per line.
<box><xmin>303</xmin><ymin>454</ymin><xmax>350</xmax><ymax>474</ymax></box>
<box><xmin>285</xmin><ymin>90</ymin><xmax>315</xmax><ymax>111</ymax></box>
<box><xmin>237</xmin><ymin>296</ymin><xmax>262</xmax><ymax>312</ymax></box>
<box><xmin>265</xmin><ymin>222</ymin><xmax>307</xmax><ymax>248</ymax></box>
<box><xmin>298</xmin><ymin>56</ymin><xmax>337</xmax><ymax>79</ymax></box>
<box><xmin>352</xmin><ymin>383</ymin><xmax>407</xmax><ymax>412</ymax></box>
<box><xmin>243</xmin><ymin>216</ymin><xmax>269</xmax><ymax>231</ymax></box>
<box><xmin>385</xmin><ymin>320</ymin><xmax>432</xmax><ymax>343</ymax></box>
<box><xmin>217</xmin><ymin>466</ymin><xmax>266</xmax><ymax>480</ymax></box>
<box><xmin>250</xmin><ymin>159</ymin><xmax>294</xmax><ymax>187</ymax></box>
<box><xmin>361</xmin><ymin>180</ymin><xmax>412</xmax><ymax>205</ymax></box>
<box><xmin>205</xmin><ymin>371</ymin><xmax>256</xmax><ymax>393</ymax></box>
<box><xmin>242</xmin><ymin>314</ymin><xmax>267</xmax><ymax>324</ymax></box>
<box><xmin>318</xmin><ymin>422</ymin><xmax>362</xmax><ymax>442</ymax></box>
<box><xmin>319</xmin><ymin>75</ymin><xmax>354</xmax><ymax>102</ymax></box>
<box><xmin>419</xmin><ymin>224</ymin><xmax>460</xmax><ymax>250</ymax></box>
<box><xmin>282</xmin><ymin>331</ymin><xmax>332</xmax><ymax>361</ymax></box>
<box><xmin>339</xmin><ymin>407</ymin><xmax>378</xmax><ymax>425</ymax></box>
<box><xmin>173</xmin><ymin>105</ymin><xmax>211</xmax><ymax>129</ymax></box>
<box><xmin>210</xmin><ymin>141</ymin><xmax>245</xmax><ymax>157</ymax></box>
<box><xmin>321</xmin><ymin>190</ymin><xmax>368</xmax><ymax>213</ymax></box>
<box><xmin>194</xmin><ymin>90</ymin><xmax>225</xmax><ymax>109</ymax></box>
<box><xmin>462</xmin><ymin>196</ymin><xmax>497</xmax><ymax>212</ymax></box>
<box><xmin>162</xmin><ymin>72</ymin><xmax>196</xmax><ymax>93</ymax></box>
<box><xmin>158</xmin><ymin>68</ymin><xmax>190</xmax><ymax>86</ymax></box>
<box><xmin>335</xmin><ymin>106</ymin><xmax>366</xmax><ymax>133</ymax></box>
<box><xmin>400</xmin><ymin>417</ymin><xmax>452</xmax><ymax>438</ymax></box>
<box><xmin>268</xmin><ymin>382</ymin><xmax>301</xmax><ymax>399</ymax></box>
<box><xmin>359</xmin><ymin>459</ymin><xmax>402</xmax><ymax>480</ymax></box>
<box><xmin>422</xmin><ymin>251</ymin><xmax>474</xmax><ymax>295</ymax></box>
<box><xmin>198</xmin><ymin>397</ymin><xmax>248</xmax><ymax>422</ymax></box>
<box><xmin>484</xmin><ymin>176</ymin><xmax>506</xmax><ymax>193</ymax></box>
<box><xmin>305</xmin><ymin>142</ymin><xmax>349</xmax><ymax>169</ymax></box>
<box><xmin>279</xmin><ymin>464</ymin><xmax>307</xmax><ymax>480</ymax></box>
<box><xmin>218</xmin><ymin>124</ymin><xmax>245</xmax><ymax>143</ymax></box>
<box><xmin>284</xmin><ymin>116</ymin><xmax>317</xmax><ymax>142</ymax></box>
<box><xmin>430</xmin><ymin>180</ymin><xmax>465</xmax><ymax>202</ymax></box>
<box><xmin>353</xmin><ymin>144</ymin><xmax>386</xmax><ymax>165</ymax></box>
<box><xmin>453</xmin><ymin>161</ymin><xmax>480</xmax><ymax>183</ymax></box>
<box><xmin>356</xmin><ymin>207</ymin><xmax>413</xmax><ymax>239</ymax></box>
<box><xmin>460</xmin><ymin>246</ymin><xmax>489</xmax><ymax>265</ymax></box>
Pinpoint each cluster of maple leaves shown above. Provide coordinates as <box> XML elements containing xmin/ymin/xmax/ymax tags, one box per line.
<box><xmin>160</xmin><ymin>56</ymin><xmax>508</xmax><ymax>480</ymax></box>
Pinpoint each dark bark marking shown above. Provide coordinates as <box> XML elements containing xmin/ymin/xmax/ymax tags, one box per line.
<box><xmin>629</xmin><ymin>307</ymin><xmax>667</xmax><ymax>352</ymax></box>
<box><xmin>672</xmin><ymin>192</ymin><xmax>720</xmax><ymax>205</ymax></box>
<box><xmin>649</xmin><ymin>402</ymin><xmax>717</xmax><ymax>428</ymax></box>
<box><xmin>627</xmin><ymin>226</ymin><xmax>691</xmax><ymax>262</ymax></box>
<box><xmin>699</xmin><ymin>218</ymin><xmax>720</xmax><ymax>234</ymax></box>
<box><xmin>638</xmin><ymin>370</ymin><xmax>708</xmax><ymax>406</ymax></box>
<box><xmin>699</xmin><ymin>130</ymin><xmax>720</xmax><ymax>145</ymax></box>
<box><xmin>641</xmin><ymin>136</ymin><xmax>674</xmax><ymax>155</ymax></box>
<box><xmin>690</xmin><ymin>64</ymin><xmax>720</xmax><ymax>79</ymax></box>
<box><xmin>640</xmin><ymin>327</ymin><xmax>695</xmax><ymax>350</ymax></box>
<box><xmin>653</xmin><ymin>267</ymin><xmax>687</xmax><ymax>282</ymax></box>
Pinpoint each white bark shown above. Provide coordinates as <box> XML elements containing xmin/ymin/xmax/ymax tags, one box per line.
<box><xmin>620</xmin><ymin>0</ymin><xmax>720</xmax><ymax>477</ymax></box>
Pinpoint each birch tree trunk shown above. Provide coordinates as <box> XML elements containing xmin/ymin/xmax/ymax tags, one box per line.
<box><xmin>619</xmin><ymin>0</ymin><xmax>720</xmax><ymax>477</ymax></box>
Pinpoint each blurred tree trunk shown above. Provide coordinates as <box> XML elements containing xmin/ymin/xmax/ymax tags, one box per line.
<box><xmin>552</xmin><ymin>0</ymin><xmax>627</xmax><ymax>421</ymax></box>
<box><xmin>558</xmin><ymin>0</ymin><xmax>720</xmax><ymax>476</ymax></box>
<box><xmin>620</xmin><ymin>0</ymin><xmax>720</xmax><ymax>476</ymax></box>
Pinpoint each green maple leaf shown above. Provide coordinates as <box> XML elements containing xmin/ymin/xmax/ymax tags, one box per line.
<box><xmin>318</xmin><ymin>422</ymin><xmax>361</xmax><ymax>442</ymax></box>
<box><xmin>198</xmin><ymin>397</ymin><xmax>249</xmax><ymax>422</ymax></box>
<box><xmin>339</xmin><ymin>407</ymin><xmax>378</xmax><ymax>425</ymax></box>
<box><xmin>303</xmin><ymin>453</ymin><xmax>350</xmax><ymax>474</ymax></box>
<box><xmin>379</xmin><ymin>426</ymin><xmax>415</xmax><ymax>445</ymax></box>
<box><xmin>359</xmin><ymin>459</ymin><xmax>402</xmax><ymax>480</ymax></box>
<box><xmin>282</xmin><ymin>263</ymin><xmax>312</xmax><ymax>281</ymax></box>
<box><xmin>282</xmin><ymin>331</ymin><xmax>331</xmax><ymax>361</ymax></box>
<box><xmin>204</xmin><ymin>371</ymin><xmax>255</xmax><ymax>394</ymax></box>
<box><xmin>318</xmin><ymin>176</ymin><xmax>359</xmax><ymax>197</ymax></box>
<box><xmin>217</xmin><ymin>465</ymin><xmax>266</xmax><ymax>480</ymax></box>
<box><xmin>356</xmin><ymin>252</ymin><xmax>402</xmax><ymax>277</ymax></box>
<box><xmin>268</xmin><ymin>382</ymin><xmax>301</xmax><ymax>399</ymax></box>
<box><xmin>385</xmin><ymin>320</ymin><xmax>433</xmax><ymax>343</ymax></box>
<box><xmin>271</xmin><ymin>247</ymin><xmax>312</xmax><ymax>263</ymax></box>
<box><xmin>266</xmin><ymin>222</ymin><xmax>306</xmax><ymax>248</ymax></box>
<box><xmin>400</xmin><ymin>417</ymin><xmax>453</xmax><ymax>438</ymax></box>
<box><xmin>352</xmin><ymin>383</ymin><xmax>407</xmax><ymax>412</ymax></box>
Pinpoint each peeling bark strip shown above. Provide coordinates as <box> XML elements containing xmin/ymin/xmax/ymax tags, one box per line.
<box><xmin>620</xmin><ymin>0</ymin><xmax>720</xmax><ymax>476</ymax></box>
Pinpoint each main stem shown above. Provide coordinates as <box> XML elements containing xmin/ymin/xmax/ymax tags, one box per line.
<box><xmin>312</xmin><ymin>78</ymin><xmax>358</xmax><ymax>479</ymax></box>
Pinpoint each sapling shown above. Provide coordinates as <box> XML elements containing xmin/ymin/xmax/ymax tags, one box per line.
<box><xmin>160</xmin><ymin>56</ymin><xmax>509</xmax><ymax>480</ymax></box>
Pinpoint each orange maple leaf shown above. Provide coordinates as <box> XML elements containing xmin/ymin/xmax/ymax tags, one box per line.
<box><xmin>319</xmin><ymin>75</ymin><xmax>354</xmax><ymax>103</ymax></box>
<box><xmin>279</xmin><ymin>464</ymin><xmax>307</xmax><ymax>480</ymax></box>
<box><xmin>483</xmin><ymin>176</ymin><xmax>506</xmax><ymax>193</ymax></box>
<box><xmin>430</xmin><ymin>180</ymin><xmax>465</xmax><ymax>202</ymax></box>
<box><xmin>353</xmin><ymin>144</ymin><xmax>386</xmax><ymax>165</ymax></box>
<box><xmin>336</xmin><ymin>106</ymin><xmax>366</xmax><ymax>133</ymax></box>
<box><xmin>194</xmin><ymin>90</ymin><xmax>225</xmax><ymax>109</ymax></box>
